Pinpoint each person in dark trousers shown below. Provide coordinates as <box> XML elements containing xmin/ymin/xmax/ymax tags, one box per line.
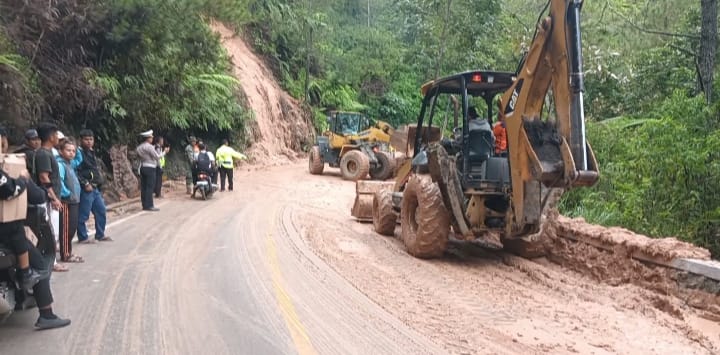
<box><xmin>76</xmin><ymin>129</ymin><xmax>111</xmax><ymax>243</ymax></box>
<box><xmin>153</xmin><ymin>135</ymin><xmax>166</xmax><ymax>198</ymax></box>
<box><xmin>215</xmin><ymin>139</ymin><xmax>247</xmax><ymax>192</ymax></box>
<box><xmin>0</xmin><ymin>128</ymin><xmax>47</xmax><ymax>290</ymax></box>
<box><xmin>0</xmin><ymin>128</ymin><xmax>70</xmax><ymax>329</ymax></box>
<box><xmin>136</xmin><ymin>130</ymin><xmax>168</xmax><ymax>211</ymax></box>
<box><xmin>34</xmin><ymin>124</ymin><xmax>68</xmax><ymax>270</ymax></box>
<box><xmin>56</xmin><ymin>140</ymin><xmax>82</xmax><ymax>263</ymax></box>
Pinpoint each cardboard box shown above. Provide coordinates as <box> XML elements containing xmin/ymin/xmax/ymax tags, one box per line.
<box><xmin>0</xmin><ymin>154</ymin><xmax>28</xmax><ymax>222</ymax></box>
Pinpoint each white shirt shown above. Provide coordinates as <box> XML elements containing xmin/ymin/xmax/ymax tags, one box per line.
<box><xmin>193</xmin><ymin>150</ymin><xmax>215</xmax><ymax>162</ymax></box>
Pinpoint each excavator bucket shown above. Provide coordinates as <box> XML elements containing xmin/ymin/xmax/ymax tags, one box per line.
<box><xmin>351</xmin><ymin>181</ymin><xmax>395</xmax><ymax>222</ymax></box>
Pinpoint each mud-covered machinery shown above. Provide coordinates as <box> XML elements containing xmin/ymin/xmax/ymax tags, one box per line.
<box><xmin>352</xmin><ymin>0</ymin><xmax>599</xmax><ymax>258</ymax></box>
<box><xmin>309</xmin><ymin>111</ymin><xmax>397</xmax><ymax>181</ymax></box>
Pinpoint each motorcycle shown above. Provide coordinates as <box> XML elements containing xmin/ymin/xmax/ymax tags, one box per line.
<box><xmin>193</xmin><ymin>170</ymin><xmax>218</xmax><ymax>200</ymax></box>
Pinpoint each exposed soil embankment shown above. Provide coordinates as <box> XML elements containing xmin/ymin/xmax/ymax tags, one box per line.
<box><xmin>211</xmin><ymin>22</ymin><xmax>315</xmax><ymax>166</ymax></box>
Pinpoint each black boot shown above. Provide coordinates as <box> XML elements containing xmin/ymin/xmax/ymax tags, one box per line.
<box><xmin>35</xmin><ymin>315</ymin><xmax>71</xmax><ymax>330</ymax></box>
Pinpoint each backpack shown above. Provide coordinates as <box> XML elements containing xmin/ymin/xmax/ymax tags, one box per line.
<box><xmin>195</xmin><ymin>152</ymin><xmax>212</xmax><ymax>172</ymax></box>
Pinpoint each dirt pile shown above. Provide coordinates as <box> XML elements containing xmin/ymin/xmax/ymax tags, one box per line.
<box><xmin>211</xmin><ymin>22</ymin><xmax>315</xmax><ymax>166</ymax></box>
<box><xmin>532</xmin><ymin>214</ymin><xmax>720</xmax><ymax>317</ymax></box>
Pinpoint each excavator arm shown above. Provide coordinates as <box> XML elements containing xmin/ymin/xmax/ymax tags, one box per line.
<box><xmin>500</xmin><ymin>0</ymin><xmax>599</xmax><ymax>237</ymax></box>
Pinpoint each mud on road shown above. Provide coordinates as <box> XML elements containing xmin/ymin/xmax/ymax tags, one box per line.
<box><xmin>288</xmin><ymin>165</ymin><xmax>720</xmax><ymax>354</ymax></box>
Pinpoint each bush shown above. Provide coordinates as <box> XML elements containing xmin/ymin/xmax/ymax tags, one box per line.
<box><xmin>561</xmin><ymin>91</ymin><xmax>720</xmax><ymax>256</ymax></box>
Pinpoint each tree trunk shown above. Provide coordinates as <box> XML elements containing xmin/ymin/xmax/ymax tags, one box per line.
<box><xmin>434</xmin><ymin>0</ymin><xmax>453</xmax><ymax>79</ymax></box>
<box><xmin>699</xmin><ymin>0</ymin><xmax>717</xmax><ymax>104</ymax></box>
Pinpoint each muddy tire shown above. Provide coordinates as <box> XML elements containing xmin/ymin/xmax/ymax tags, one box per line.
<box><xmin>340</xmin><ymin>150</ymin><xmax>370</xmax><ymax>181</ymax></box>
<box><xmin>400</xmin><ymin>174</ymin><xmax>450</xmax><ymax>258</ymax></box>
<box><xmin>369</xmin><ymin>151</ymin><xmax>396</xmax><ymax>181</ymax></box>
<box><xmin>373</xmin><ymin>190</ymin><xmax>396</xmax><ymax>236</ymax></box>
<box><xmin>308</xmin><ymin>146</ymin><xmax>324</xmax><ymax>175</ymax></box>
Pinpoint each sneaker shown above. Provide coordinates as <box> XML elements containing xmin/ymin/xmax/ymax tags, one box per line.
<box><xmin>35</xmin><ymin>315</ymin><xmax>71</xmax><ymax>330</ymax></box>
<box><xmin>21</xmin><ymin>269</ymin><xmax>49</xmax><ymax>291</ymax></box>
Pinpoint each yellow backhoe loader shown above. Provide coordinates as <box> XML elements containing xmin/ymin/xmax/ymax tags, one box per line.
<box><xmin>308</xmin><ymin>111</ymin><xmax>397</xmax><ymax>181</ymax></box>
<box><xmin>352</xmin><ymin>0</ymin><xmax>599</xmax><ymax>258</ymax></box>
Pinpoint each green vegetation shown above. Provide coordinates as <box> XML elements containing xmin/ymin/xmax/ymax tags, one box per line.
<box><xmin>0</xmin><ymin>0</ymin><xmax>250</xmax><ymax>146</ymax></box>
<box><xmin>0</xmin><ymin>0</ymin><xmax>718</xmax><ymax>254</ymax></box>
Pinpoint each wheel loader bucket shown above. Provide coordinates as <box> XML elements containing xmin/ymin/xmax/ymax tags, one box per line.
<box><xmin>391</xmin><ymin>124</ymin><xmax>443</xmax><ymax>157</ymax></box>
<box><xmin>351</xmin><ymin>181</ymin><xmax>395</xmax><ymax>222</ymax></box>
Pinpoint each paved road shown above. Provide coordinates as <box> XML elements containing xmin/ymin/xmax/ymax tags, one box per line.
<box><xmin>0</xmin><ymin>166</ymin><xmax>441</xmax><ymax>355</ymax></box>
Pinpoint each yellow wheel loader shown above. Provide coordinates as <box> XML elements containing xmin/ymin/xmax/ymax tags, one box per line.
<box><xmin>352</xmin><ymin>0</ymin><xmax>600</xmax><ymax>258</ymax></box>
<box><xmin>309</xmin><ymin>111</ymin><xmax>397</xmax><ymax>181</ymax></box>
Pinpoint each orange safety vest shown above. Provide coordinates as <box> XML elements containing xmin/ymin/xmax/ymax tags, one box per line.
<box><xmin>493</xmin><ymin>122</ymin><xmax>507</xmax><ymax>155</ymax></box>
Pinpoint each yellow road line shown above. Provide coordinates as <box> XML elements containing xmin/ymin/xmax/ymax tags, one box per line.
<box><xmin>265</xmin><ymin>217</ymin><xmax>317</xmax><ymax>355</ymax></box>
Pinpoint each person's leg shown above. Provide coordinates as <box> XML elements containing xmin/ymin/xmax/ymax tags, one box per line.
<box><xmin>49</xmin><ymin>206</ymin><xmax>59</xmax><ymax>245</ymax></box>
<box><xmin>227</xmin><ymin>167</ymin><xmax>235</xmax><ymax>191</ymax></box>
<box><xmin>59</xmin><ymin>203</ymin><xmax>71</xmax><ymax>262</ymax></box>
<box><xmin>154</xmin><ymin>167</ymin><xmax>163</xmax><ymax>197</ymax></box>
<box><xmin>0</xmin><ymin>222</ymin><xmax>44</xmax><ymax>290</ymax></box>
<box><xmin>219</xmin><ymin>168</ymin><xmax>227</xmax><ymax>191</ymax></box>
<box><xmin>185</xmin><ymin>163</ymin><xmax>193</xmax><ymax>194</ymax></box>
<box><xmin>76</xmin><ymin>191</ymin><xmax>93</xmax><ymax>241</ymax></box>
<box><xmin>68</xmin><ymin>203</ymin><xmax>79</xmax><ymax>247</ymax></box>
<box><xmin>92</xmin><ymin>190</ymin><xmax>108</xmax><ymax>240</ymax></box>
<box><xmin>141</xmin><ymin>167</ymin><xmax>156</xmax><ymax>209</ymax></box>
<box><xmin>32</xmin><ymin>273</ymin><xmax>70</xmax><ymax>330</ymax></box>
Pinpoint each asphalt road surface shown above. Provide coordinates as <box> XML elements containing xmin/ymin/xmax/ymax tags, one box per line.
<box><xmin>0</xmin><ymin>165</ymin><xmax>441</xmax><ymax>355</ymax></box>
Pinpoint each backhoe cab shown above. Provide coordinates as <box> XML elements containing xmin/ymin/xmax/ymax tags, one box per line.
<box><xmin>308</xmin><ymin>111</ymin><xmax>396</xmax><ymax>181</ymax></box>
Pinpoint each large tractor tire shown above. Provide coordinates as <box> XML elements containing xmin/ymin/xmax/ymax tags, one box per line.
<box><xmin>340</xmin><ymin>150</ymin><xmax>370</xmax><ymax>181</ymax></box>
<box><xmin>401</xmin><ymin>174</ymin><xmax>450</xmax><ymax>258</ymax></box>
<box><xmin>369</xmin><ymin>151</ymin><xmax>396</xmax><ymax>181</ymax></box>
<box><xmin>373</xmin><ymin>190</ymin><xmax>396</xmax><ymax>236</ymax></box>
<box><xmin>308</xmin><ymin>146</ymin><xmax>324</xmax><ymax>175</ymax></box>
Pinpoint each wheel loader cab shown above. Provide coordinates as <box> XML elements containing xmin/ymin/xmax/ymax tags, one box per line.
<box><xmin>414</xmin><ymin>70</ymin><xmax>516</xmax><ymax>190</ymax></box>
<box><xmin>328</xmin><ymin>111</ymin><xmax>368</xmax><ymax>138</ymax></box>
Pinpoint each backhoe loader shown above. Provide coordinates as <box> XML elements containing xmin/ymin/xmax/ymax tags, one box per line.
<box><xmin>352</xmin><ymin>0</ymin><xmax>599</xmax><ymax>258</ymax></box>
<box><xmin>308</xmin><ymin>111</ymin><xmax>397</xmax><ymax>181</ymax></box>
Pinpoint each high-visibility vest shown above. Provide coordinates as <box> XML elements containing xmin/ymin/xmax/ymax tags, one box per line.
<box><xmin>216</xmin><ymin>145</ymin><xmax>245</xmax><ymax>169</ymax></box>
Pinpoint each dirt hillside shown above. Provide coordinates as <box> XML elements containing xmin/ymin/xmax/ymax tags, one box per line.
<box><xmin>211</xmin><ymin>22</ymin><xmax>315</xmax><ymax>166</ymax></box>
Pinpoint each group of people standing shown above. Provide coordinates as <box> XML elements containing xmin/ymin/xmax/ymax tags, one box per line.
<box><xmin>0</xmin><ymin>122</ymin><xmax>113</xmax><ymax>329</ymax></box>
<box><xmin>135</xmin><ymin>131</ymin><xmax>247</xmax><ymax>211</ymax></box>
<box><xmin>14</xmin><ymin>124</ymin><xmax>111</xmax><ymax>268</ymax></box>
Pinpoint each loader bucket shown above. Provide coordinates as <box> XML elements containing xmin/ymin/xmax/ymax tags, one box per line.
<box><xmin>351</xmin><ymin>180</ymin><xmax>395</xmax><ymax>222</ymax></box>
<box><xmin>390</xmin><ymin>124</ymin><xmax>443</xmax><ymax>157</ymax></box>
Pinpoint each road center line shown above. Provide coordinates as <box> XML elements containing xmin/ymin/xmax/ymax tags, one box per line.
<box><xmin>265</xmin><ymin>210</ymin><xmax>317</xmax><ymax>355</ymax></box>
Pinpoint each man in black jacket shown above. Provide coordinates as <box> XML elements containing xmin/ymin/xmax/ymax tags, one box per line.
<box><xmin>76</xmin><ymin>129</ymin><xmax>111</xmax><ymax>243</ymax></box>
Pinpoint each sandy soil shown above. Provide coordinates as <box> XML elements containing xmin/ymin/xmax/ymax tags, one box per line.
<box><xmin>290</xmin><ymin>166</ymin><xmax>720</xmax><ymax>355</ymax></box>
<box><xmin>211</xmin><ymin>22</ymin><xmax>314</xmax><ymax>167</ymax></box>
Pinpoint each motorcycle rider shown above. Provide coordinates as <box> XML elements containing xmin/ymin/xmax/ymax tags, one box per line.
<box><xmin>191</xmin><ymin>143</ymin><xmax>215</xmax><ymax>198</ymax></box>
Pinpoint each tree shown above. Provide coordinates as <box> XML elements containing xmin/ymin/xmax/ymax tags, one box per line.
<box><xmin>698</xmin><ymin>0</ymin><xmax>717</xmax><ymax>104</ymax></box>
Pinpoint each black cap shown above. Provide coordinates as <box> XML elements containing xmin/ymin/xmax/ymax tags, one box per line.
<box><xmin>79</xmin><ymin>129</ymin><xmax>94</xmax><ymax>138</ymax></box>
<box><xmin>25</xmin><ymin>129</ymin><xmax>39</xmax><ymax>139</ymax></box>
